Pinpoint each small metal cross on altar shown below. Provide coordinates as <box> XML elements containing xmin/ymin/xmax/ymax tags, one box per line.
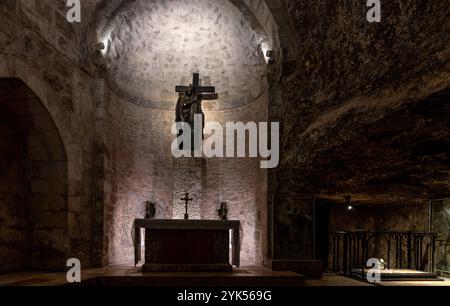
<box><xmin>181</xmin><ymin>192</ymin><xmax>193</xmax><ymax>220</ymax></box>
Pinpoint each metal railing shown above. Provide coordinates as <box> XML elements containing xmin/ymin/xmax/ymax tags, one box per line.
<box><xmin>328</xmin><ymin>231</ymin><xmax>437</xmax><ymax>277</ymax></box>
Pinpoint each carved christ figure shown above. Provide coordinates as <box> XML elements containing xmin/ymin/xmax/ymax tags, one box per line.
<box><xmin>175</xmin><ymin>84</ymin><xmax>205</xmax><ymax>133</ymax></box>
<box><xmin>175</xmin><ymin>73</ymin><xmax>218</xmax><ymax>150</ymax></box>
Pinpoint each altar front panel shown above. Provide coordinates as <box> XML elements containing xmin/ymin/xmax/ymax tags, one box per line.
<box><xmin>145</xmin><ymin>229</ymin><xmax>229</xmax><ymax>264</ymax></box>
<box><xmin>134</xmin><ymin>220</ymin><xmax>240</xmax><ymax>272</ymax></box>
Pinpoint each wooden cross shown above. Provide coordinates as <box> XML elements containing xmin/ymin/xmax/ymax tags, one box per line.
<box><xmin>176</xmin><ymin>73</ymin><xmax>219</xmax><ymax>101</ymax></box>
<box><xmin>181</xmin><ymin>192</ymin><xmax>193</xmax><ymax>220</ymax></box>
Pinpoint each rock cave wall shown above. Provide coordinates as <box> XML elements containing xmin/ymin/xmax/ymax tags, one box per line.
<box><xmin>278</xmin><ymin>0</ymin><xmax>450</xmax><ymax>201</ymax></box>
<box><xmin>267</xmin><ymin>0</ymin><xmax>449</xmax><ymax>263</ymax></box>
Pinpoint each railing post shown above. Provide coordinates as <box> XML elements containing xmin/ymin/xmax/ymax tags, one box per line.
<box><xmin>332</xmin><ymin>234</ymin><xmax>337</xmax><ymax>273</ymax></box>
<box><xmin>387</xmin><ymin>234</ymin><xmax>391</xmax><ymax>269</ymax></box>
<box><xmin>336</xmin><ymin>234</ymin><xmax>341</xmax><ymax>274</ymax></box>
<box><xmin>407</xmin><ymin>231</ymin><xmax>412</xmax><ymax>269</ymax></box>
<box><xmin>361</xmin><ymin>233</ymin><xmax>367</xmax><ymax>279</ymax></box>
<box><xmin>343</xmin><ymin>232</ymin><xmax>348</xmax><ymax>275</ymax></box>
<box><xmin>431</xmin><ymin>233</ymin><xmax>436</xmax><ymax>274</ymax></box>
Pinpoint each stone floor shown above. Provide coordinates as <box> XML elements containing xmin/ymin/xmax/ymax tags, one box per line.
<box><xmin>0</xmin><ymin>267</ymin><xmax>449</xmax><ymax>286</ymax></box>
<box><xmin>0</xmin><ymin>265</ymin><xmax>304</xmax><ymax>287</ymax></box>
<box><xmin>307</xmin><ymin>274</ymin><xmax>450</xmax><ymax>286</ymax></box>
<box><xmin>306</xmin><ymin>275</ymin><xmax>373</xmax><ymax>286</ymax></box>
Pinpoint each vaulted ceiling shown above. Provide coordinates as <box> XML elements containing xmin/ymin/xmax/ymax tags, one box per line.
<box><xmin>93</xmin><ymin>0</ymin><xmax>268</xmax><ymax>109</ymax></box>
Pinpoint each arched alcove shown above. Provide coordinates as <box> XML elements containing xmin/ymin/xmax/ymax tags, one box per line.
<box><xmin>87</xmin><ymin>0</ymin><xmax>280</xmax><ymax>265</ymax></box>
<box><xmin>0</xmin><ymin>78</ymin><xmax>68</xmax><ymax>272</ymax></box>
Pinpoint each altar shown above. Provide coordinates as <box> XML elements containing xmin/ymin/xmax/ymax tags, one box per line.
<box><xmin>134</xmin><ymin>219</ymin><xmax>241</xmax><ymax>272</ymax></box>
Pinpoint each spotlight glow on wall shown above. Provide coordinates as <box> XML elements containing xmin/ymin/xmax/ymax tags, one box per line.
<box><xmin>100</xmin><ymin>38</ymin><xmax>109</xmax><ymax>55</ymax></box>
<box><xmin>261</xmin><ymin>41</ymin><xmax>271</xmax><ymax>63</ymax></box>
<box><xmin>98</xmin><ymin>30</ymin><xmax>112</xmax><ymax>56</ymax></box>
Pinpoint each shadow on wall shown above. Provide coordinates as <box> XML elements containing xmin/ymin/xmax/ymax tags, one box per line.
<box><xmin>0</xmin><ymin>78</ymin><xmax>68</xmax><ymax>273</ymax></box>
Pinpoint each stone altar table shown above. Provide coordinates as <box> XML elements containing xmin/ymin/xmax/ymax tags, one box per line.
<box><xmin>134</xmin><ymin>219</ymin><xmax>241</xmax><ymax>272</ymax></box>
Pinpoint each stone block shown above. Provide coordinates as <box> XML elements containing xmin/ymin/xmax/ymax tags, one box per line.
<box><xmin>28</xmin><ymin>130</ymin><xmax>64</xmax><ymax>147</ymax></box>
<box><xmin>31</xmin><ymin>178</ymin><xmax>67</xmax><ymax>195</ymax></box>
<box><xmin>53</xmin><ymin>12</ymin><xmax>75</xmax><ymax>41</ymax></box>
<box><xmin>68</xmin><ymin>211</ymin><xmax>80</xmax><ymax>233</ymax></box>
<box><xmin>32</xmin><ymin>211</ymin><xmax>67</xmax><ymax>229</ymax></box>
<box><xmin>68</xmin><ymin>196</ymin><xmax>81</xmax><ymax>212</ymax></box>
<box><xmin>33</xmin><ymin>113</ymin><xmax>57</xmax><ymax>130</ymax></box>
<box><xmin>28</xmin><ymin>98</ymin><xmax>48</xmax><ymax>114</ymax></box>
<box><xmin>29</xmin><ymin>147</ymin><xmax>67</xmax><ymax>162</ymax></box>
<box><xmin>32</xmin><ymin>195</ymin><xmax>66</xmax><ymax>211</ymax></box>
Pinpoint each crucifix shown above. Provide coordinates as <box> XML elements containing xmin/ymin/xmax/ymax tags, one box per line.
<box><xmin>175</xmin><ymin>73</ymin><xmax>218</xmax><ymax>100</ymax></box>
<box><xmin>175</xmin><ymin>73</ymin><xmax>219</xmax><ymax>150</ymax></box>
<box><xmin>181</xmin><ymin>192</ymin><xmax>194</xmax><ymax>220</ymax></box>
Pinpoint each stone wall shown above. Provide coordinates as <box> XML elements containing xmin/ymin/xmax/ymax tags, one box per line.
<box><xmin>0</xmin><ymin>1</ymin><xmax>99</xmax><ymax>269</ymax></box>
<box><xmin>0</xmin><ymin>0</ymin><xmax>276</xmax><ymax>268</ymax></box>
<box><xmin>104</xmin><ymin>86</ymin><xmax>268</xmax><ymax>265</ymax></box>
<box><xmin>431</xmin><ymin>200</ymin><xmax>450</xmax><ymax>276</ymax></box>
<box><xmin>271</xmin><ymin>196</ymin><xmax>314</xmax><ymax>260</ymax></box>
<box><xmin>329</xmin><ymin>203</ymin><xmax>429</xmax><ymax>233</ymax></box>
<box><xmin>104</xmin><ymin>91</ymin><xmax>175</xmax><ymax>264</ymax></box>
<box><xmin>90</xmin><ymin>0</ymin><xmax>273</xmax><ymax>265</ymax></box>
<box><xmin>203</xmin><ymin>89</ymin><xmax>269</xmax><ymax>264</ymax></box>
<box><xmin>0</xmin><ymin>79</ymin><xmax>69</xmax><ymax>271</ymax></box>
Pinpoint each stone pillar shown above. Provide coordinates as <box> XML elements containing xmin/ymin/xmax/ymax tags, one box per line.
<box><xmin>172</xmin><ymin>157</ymin><xmax>207</xmax><ymax>219</ymax></box>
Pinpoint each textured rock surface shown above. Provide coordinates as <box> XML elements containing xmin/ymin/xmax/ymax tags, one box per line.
<box><xmin>0</xmin><ymin>1</ymin><xmax>100</xmax><ymax>268</ymax></box>
<box><xmin>277</xmin><ymin>0</ymin><xmax>450</xmax><ymax>203</ymax></box>
<box><xmin>266</xmin><ymin>0</ymin><xmax>450</xmax><ymax>264</ymax></box>
<box><xmin>104</xmin><ymin>87</ymin><xmax>268</xmax><ymax>265</ymax></box>
<box><xmin>172</xmin><ymin>158</ymin><xmax>205</xmax><ymax>220</ymax></box>
<box><xmin>101</xmin><ymin>0</ymin><xmax>267</xmax><ymax>109</ymax></box>
<box><xmin>1</xmin><ymin>0</ymin><xmax>449</xmax><ymax>271</ymax></box>
<box><xmin>88</xmin><ymin>0</ymin><xmax>272</xmax><ymax>265</ymax></box>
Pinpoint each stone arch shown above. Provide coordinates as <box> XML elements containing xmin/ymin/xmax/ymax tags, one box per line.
<box><xmin>0</xmin><ymin>56</ymin><xmax>71</xmax><ymax>147</ymax></box>
<box><xmin>87</xmin><ymin>0</ymin><xmax>297</xmax><ymax>76</ymax></box>
<box><xmin>0</xmin><ymin>78</ymin><xmax>68</xmax><ymax>272</ymax></box>
<box><xmin>89</xmin><ymin>0</ymin><xmax>280</xmax><ymax>53</ymax></box>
